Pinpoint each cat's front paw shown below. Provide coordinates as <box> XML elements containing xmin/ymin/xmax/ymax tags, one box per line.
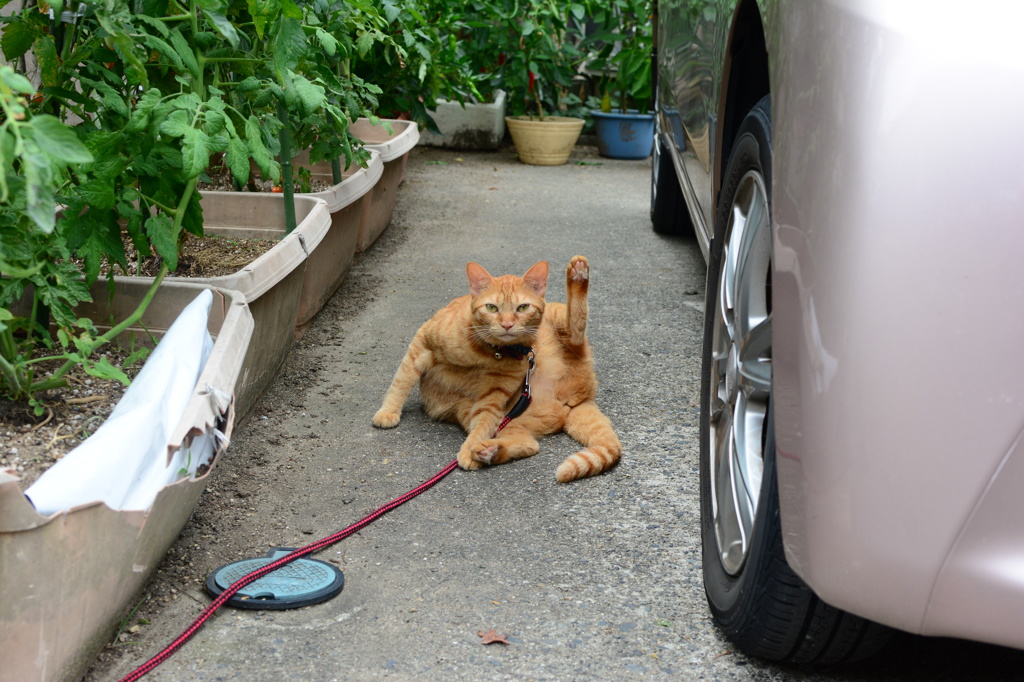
<box><xmin>457</xmin><ymin>445</ymin><xmax>483</xmax><ymax>471</ymax></box>
<box><xmin>372</xmin><ymin>408</ymin><xmax>402</xmax><ymax>429</ymax></box>
<box><xmin>472</xmin><ymin>442</ymin><xmax>502</xmax><ymax>465</ymax></box>
<box><xmin>567</xmin><ymin>256</ymin><xmax>589</xmax><ymax>287</ymax></box>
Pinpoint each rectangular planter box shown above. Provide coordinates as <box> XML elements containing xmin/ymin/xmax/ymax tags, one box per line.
<box><xmin>173</xmin><ymin>192</ymin><xmax>331</xmax><ymax>424</ymax></box>
<box><xmin>350</xmin><ymin>118</ymin><xmax>420</xmax><ymax>252</ymax></box>
<box><xmin>419</xmin><ymin>90</ymin><xmax>507</xmax><ymax>150</ymax></box>
<box><xmin>0</xmin><ymin>281</ymin><xmax>254</xmax><ymax>682</ymax></box>
<box><xmin>287</xmin><ymin>148</ymin><xmax>384</xmax><ymax>331</ymax></box>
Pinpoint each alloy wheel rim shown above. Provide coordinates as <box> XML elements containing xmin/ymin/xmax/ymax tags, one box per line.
<box><xmin>709</xmin><ymin>168</ymin><xmax>772</xmax><ymax>576</ymax></box>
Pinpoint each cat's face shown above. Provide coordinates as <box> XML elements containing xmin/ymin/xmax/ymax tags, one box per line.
<box><xmin>466</xmin><ymin>261</ymin><xmax>548</xmax><ymax>345</ymax></box>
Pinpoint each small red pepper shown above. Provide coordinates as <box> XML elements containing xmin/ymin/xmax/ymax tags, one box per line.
<box><xmin>271</xmin><ymin>186</ymin><xmax>284</xmax><ymax>193</ymax></box>
<box><xmin>528</xmin><ymin>70</ymin><xmax>535</xmax><ymax>93</ymax></box>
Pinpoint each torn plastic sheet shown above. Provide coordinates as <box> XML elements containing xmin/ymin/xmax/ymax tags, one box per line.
<box><xmin>26</xmin><ymin>289</ymin><xmax>216</xmax><ymax>515</ymax></box>
<box><xmin>1</xmin><ymin>282</ymin><xmax>252</xmax><ymax>682</ymax></box>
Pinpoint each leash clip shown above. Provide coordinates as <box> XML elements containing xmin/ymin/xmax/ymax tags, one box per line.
<box><xmin>523</xmin><ymin>349</ymin><xmax>535</xmax><ymax>399</ymax></box>
<box><xmin>502</xmin><ymin>349</ymin><xmax>535</xmax><ymax>423</ymax></box>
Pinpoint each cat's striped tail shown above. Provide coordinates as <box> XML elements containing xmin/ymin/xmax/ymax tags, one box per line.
<box><xmin>557</xmin><ymin>401</ymin><xmax>621</xmax><ymax>482</ymax></box>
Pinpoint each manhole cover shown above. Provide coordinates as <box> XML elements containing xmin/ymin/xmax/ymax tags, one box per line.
<box><xmin>206</xmin><ymin>547</ymin><xmax>344</xmax><ymax>610</ymax></box>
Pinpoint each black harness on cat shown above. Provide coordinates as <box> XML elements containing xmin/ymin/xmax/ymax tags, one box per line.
<box><xmin>495</xmin><ymin>346</ymin><xmax>535</xmax><ymax>426</ymax></box>
<box><xmin>488</xmin><ymin>342</ymin><xmax>533</xmax><ymax>360</ymax></box>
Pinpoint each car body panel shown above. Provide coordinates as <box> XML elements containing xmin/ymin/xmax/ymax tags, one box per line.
<box><xmin>660</xmin><ymin>0</ymin><xmax>1024</xmax><ymax>647</ymax></box>
<box><xmin>656</xmin><ymin>0</ymin><xmax>737</xmax><ymax>256</ymax></box>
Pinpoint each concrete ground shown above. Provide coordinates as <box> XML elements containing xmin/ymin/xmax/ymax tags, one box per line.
<box><xmin>86</xmin><ymin>143</ymin><xmax>1024</xmax><ymax>682</ymax></box>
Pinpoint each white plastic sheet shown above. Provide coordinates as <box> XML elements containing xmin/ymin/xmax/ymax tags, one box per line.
<box><xmin>26</xmin><ymin>290</ymin><xmax>215</xmax><ymax>515</ymax></box>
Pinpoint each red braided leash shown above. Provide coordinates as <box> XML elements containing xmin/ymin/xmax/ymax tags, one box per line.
<box><xmin>120</xmin><ymin>349</ymin><xmax>534</xmax><ymax>681</ymax></box>
<box><xmin>119</xmin><ymin>458</ymin><xmax>459</xmax><ymax>682</ymax></box>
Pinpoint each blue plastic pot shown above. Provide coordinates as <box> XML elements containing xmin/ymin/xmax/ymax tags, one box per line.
<box><xmin>590</xmin><ymin>110</ymin><xmax>655</xmax><ymax>160</ymax></box>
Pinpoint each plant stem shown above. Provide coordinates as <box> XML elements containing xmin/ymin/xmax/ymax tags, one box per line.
<box><xmin>139</xmin><ymin>194</ymin><xmax>177</xmax><ymax>215</ymax></box>
<box><xmin>0</xmin><ymin>330</ymin><xmax>26</xmax><ymax>396</ymax></box>
<box><xmin>277</xmin><ymin>99</ymin><xmax>297</xmax><ymax>234</ymax></box>
<box><xmin>34</xmin><ymin>265</ymin><xmax>169</xmax><ymax>392</ymax></box>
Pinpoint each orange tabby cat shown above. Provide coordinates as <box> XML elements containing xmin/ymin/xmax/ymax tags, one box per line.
<box><xmin>372</xmin><ymin>255</ymin><xmax>621</xmax><ymax>482</ymax></box>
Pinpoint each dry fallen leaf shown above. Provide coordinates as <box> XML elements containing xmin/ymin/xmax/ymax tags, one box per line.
<box><xmin>477</xmin><ymin>629</ymin><xmax>510</xmax><ymax>645</ymax></box>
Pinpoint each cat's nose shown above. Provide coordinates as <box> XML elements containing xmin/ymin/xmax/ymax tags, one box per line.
<box><xmin>501</xmin><ymin>322</ymin><xmax>514</xmax><ymax>331</ymax></box>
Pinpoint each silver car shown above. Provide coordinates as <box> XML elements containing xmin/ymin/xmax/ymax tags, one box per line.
<box><xmin>652</xmin><ymin>0</ymin><xmax>1024</xmax><ymax>663</ymax></box>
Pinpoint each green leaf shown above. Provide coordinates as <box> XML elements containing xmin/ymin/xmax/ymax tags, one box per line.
<box><xmin>226</xmin><ymin>134</ymin><xmax>250</xmax><ymax>184</ymax></box>
<box><xmin>314</xmin><ymin>28</ymin><xmax>338</xmax><ymax>57</ymax></box>
<box><xmin>145</xmin><ymin>214</ymin><xmax>177</xmax><ymax>270</ymax></box>
<box><xmin>40</xmin><ymin>86</ymin><xmax>90</xmax><ymax>107</ymax></box>
<box><xmin>80</xmin><ymin>77</ymin><xmax>130</xmax><ymax>118</ymax></box>
<box><xmin>19</xmin><ymin>142</ymin><xmax>54</xmax><ymax>220</ymax></box>
<box><xmin>159</xmin><ymin>109</ymin><xmax>194</xmax><ymax>138</ymax></box>
<box><xmin>171</xmin><ymin>92</ymin><xmax>203</xmax><ymax>111</ymax></box>
<box><xmin>110</xmin><ymin>33</ymin><xmax>149</xmax><ymax>89</ymax></box>
<box><xmin>236</xmin><ymin>76</ymin><xmax>261</xmax><ymax>92</ymax></box>
<box><xmin>0</xmin><ymin>66</ymin><xmax>34</xmax><ymax>94</ymax></box>
<box><xmin>83</xmin><ymin>356</ymin><xmax>130</xmax><ymax>385</ymax></box>
<box><xmin>28</xmin><ymin>115</ymin><xmax>94</xmax><ymax>164</ymax></box>
<box><xmin>169</xmin><ymin>28</ymin><xmax>200</xmax><ymax>79</ymax></box>
<box><xmin>180</xmin><ymin>127</ymin><xmax>211</xmax><ymax>179</ymax></box>
<box><xmin>64</xmin><ymin>208</ymin><xmax>124</xmax><ymax>283</ymax></box>
<box><xmin>355</xmin><ymin>30</ymin><xmax>374</xmax><ymax>57</ymax></box>
<box><xmin>245</xmin><ymin>114</ymin><xmax>278</xmax><ymax>180</ymax></box>
<box><xmin>0</xmin><ymin>20</ymin><xmax>37</xmax><ymax>62</ymax></box>
<box><xmin>203</xmin><ymin>107</ymin><xmax>227</xmax><ymax>136</ymax></box>
<box><xmin>126</xmin><ymin>88</ymin><xmax>163</xmax><ymax>134</ymax></box>
<box><xmin>75</xmin><ymin>177</ymin><xmax>117</xmax><ymax>210</ymax></box>
<box><xmin>195</xmin><ymin>0</ymin><xmax>240</xmax><ymax>48</ymax></box>
<box><xmin>180</xmin><ymin>188</ymin><xmax>204</xmax><ymax>238</ymax></box>
<box><xmin>134</xmin><ymin>13</ymin><xmax>170</xmax><ymax>38</ymax></box>
<box><xmin>33</xmin><ymin>35</ymin><xmax>59</xmax><ymax>88</ymax></box>
<box><xmin>290</xmin><ymin>73</ymin><xmax>325</xmax><ymax>116</ymax></box>
<box><xmin>273</xmin><ymin>17</ymin><xmax>307</xmax><ymax>74</ymax></box>
<box><xmin>380</xmin><ymin>0</ymin><xmax>400</xmax><ymax>23</ymax></box>
<box><xmin>246</xmin><ymin>0</ymin><xmax>274</xmax><ymax>39</ymax></box>
<box><xmin>123</xmin><ymin>346</ymin><xmax>150</xmax><ymax>370</ymax></box>
<box><xmin>279</xmin><ymin>0</ymin><xmax>303</xmax><ymax>20</ymax></box>
<box><xmin>143</xmin><ymin>34</ymin><xmax>185</xmax><ymax>73</ymax></box>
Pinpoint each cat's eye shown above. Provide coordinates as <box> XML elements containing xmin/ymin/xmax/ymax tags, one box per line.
<box><xmin>517</xmin><ymin>304</ymin><xmax>530</xmax><ymax>312</ymax></box>
<box><xmin>485</xmin><ymin>303</ymin><xmax>499</xmax><ymax>312</ymax></box>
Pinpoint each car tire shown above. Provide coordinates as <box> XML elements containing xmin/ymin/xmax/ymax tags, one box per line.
<box><xmin>699</xmin><ymin>94</ymin><xmax>892</xmax><ymax>664</ymax></box>
<box><xmin>650</xmin><ymin>126</ymin><xmax>694</xmax><ymax>237</ymax></box>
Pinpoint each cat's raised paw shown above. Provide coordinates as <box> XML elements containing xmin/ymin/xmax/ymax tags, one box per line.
<box><xmin>568</xmin><ymin>256</ymin><xmax>589</xmax><ymax>284</ymax></box>
<box><xmin>372</xmin><ymin>409</ymin><xmax>402</xmax><ymax>429</ymax></box>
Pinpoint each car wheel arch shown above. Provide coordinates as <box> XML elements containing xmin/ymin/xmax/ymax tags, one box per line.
<box><xmin>716</xmin><ymin>0</ymin><xmax>771</xmax><ymax>202</ymax></box>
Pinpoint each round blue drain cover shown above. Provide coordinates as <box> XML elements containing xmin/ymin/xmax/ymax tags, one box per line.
<box><xmin>206</xmin><ymin>547</ymin><xmax>344</xmax><ymax>610</ymax></box>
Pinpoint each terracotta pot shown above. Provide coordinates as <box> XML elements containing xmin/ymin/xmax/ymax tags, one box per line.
<box><xmin>505</xmin><ymin>115</ymin><xmax>585</xmax><ymax>166</ymax></box>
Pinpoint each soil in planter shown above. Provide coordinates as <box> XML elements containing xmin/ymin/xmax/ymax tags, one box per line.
<box><xmin>1</xmin><ymin>212</ymin><xmax>276</xmax><ymax>491</ymax></box>
<box><xmin>198</xmin><ymin>165</ymin><xmax>335</xmax><ymax>194</ymax></box>
<box><xmin>0</xmin><ymin>348</ymin><xmax>138</xmax><ymax>491</ymax></box>
<box><xmin>124</xmin><ymin>232</ymin><xmax>279</xmax><ymax>279</ymax></box>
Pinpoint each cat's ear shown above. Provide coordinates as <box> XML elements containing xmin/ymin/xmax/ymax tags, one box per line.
<box><xmin>466</xmin><ymin>262</ymin><xmax>493</xmax><ymax>295</ymax></box>
<box><xmin>522</xmin><ymin>261</ymin><xmax>549</xmax><ymax>297</ymax></box>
